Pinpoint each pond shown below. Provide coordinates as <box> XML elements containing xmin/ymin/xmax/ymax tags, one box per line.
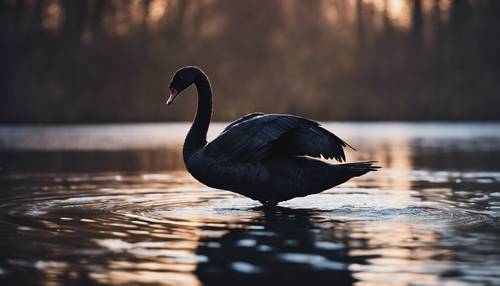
<box><xmin>1</xmin><ymin>123</ymin><xmax>500</xmax><ymax>286</ymax></box>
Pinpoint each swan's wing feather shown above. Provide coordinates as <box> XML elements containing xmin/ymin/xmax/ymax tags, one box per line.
<box><xmin>205</xmin><ymin>114</ymin><xmax>354</xmax><ymax>163</ymax></box>
<box><xmin>205</xmin><ymin>114</ymin><xmax>298</xmax><ymax>162</ymax></box>
<box><xmin>282</xmin><ymin>117</ymin><xmax>355</xmax><ymax>162</ymax></box>
<box><xmin>223</xmin><ymin>112</ymin><xmax>264</xmax><ymax>132</ymax></box>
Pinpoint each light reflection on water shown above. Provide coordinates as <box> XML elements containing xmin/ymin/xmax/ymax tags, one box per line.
<box><xmin>0</xmin><ymin>123</ymin><xmax>500</xmax><ymax>286</ymax></box>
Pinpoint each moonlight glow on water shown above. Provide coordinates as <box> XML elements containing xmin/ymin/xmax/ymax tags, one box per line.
<box><xmin>1</xmin><ymin>123</ymin><xmax>500</xmax><ymax>286</ymax></box>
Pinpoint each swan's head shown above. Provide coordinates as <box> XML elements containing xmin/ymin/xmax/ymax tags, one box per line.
<box><xmin>167</xmin><ymin>66</ymin><xmax>200</xmax><ymax>105</ymax></box>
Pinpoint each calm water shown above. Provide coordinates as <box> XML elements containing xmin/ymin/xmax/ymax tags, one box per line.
<box><xmin>1</xmin><ymin>123</ymin><xmax>500</xmax><ymax>286</ymax></box>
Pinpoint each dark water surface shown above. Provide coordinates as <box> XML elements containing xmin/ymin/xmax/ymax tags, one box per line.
<box><xmin>1</xmin><ymin>123</ymin><xmax>500</xmax><ymax>286</ymax></box>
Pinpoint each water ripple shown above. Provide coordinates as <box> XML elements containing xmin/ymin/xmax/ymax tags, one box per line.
<box><xmin>1</xmin><ymin>170</ymin><xmax>499</xmax><ymax>286</ymax></box>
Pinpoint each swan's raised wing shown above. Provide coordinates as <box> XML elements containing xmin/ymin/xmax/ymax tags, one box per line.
<box><xmin>205</xmin><ymin>114</ymin><xmax>353</xmax><ymax>163</ymax></box>
<box><xmin>223</xmin><ymin>112</ymin><xmax>264</xmax><ymax>132</ymax></box>
<box><xmin>282</xmin><ymin>120</ymin><xmax>355</xmax><ymax>162</ymax></box>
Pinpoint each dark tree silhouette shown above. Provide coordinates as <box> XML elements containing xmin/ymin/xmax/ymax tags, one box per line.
<box><xmin>0</xmin><ymin>0</ymin><xmax>499</xmax><ymax>123</ymax></box>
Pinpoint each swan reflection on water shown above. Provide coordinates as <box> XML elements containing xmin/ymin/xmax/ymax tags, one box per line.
<box><xmin>195</xmin><ymin>206</ymin><xmax>371</xmax><ymax>286</ymax></box>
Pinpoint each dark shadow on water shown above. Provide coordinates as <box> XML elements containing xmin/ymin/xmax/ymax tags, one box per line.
<box><xmin>195</xmin><ymin>206</ymin><xmax>371</xmax><ymax>286</ymax></box>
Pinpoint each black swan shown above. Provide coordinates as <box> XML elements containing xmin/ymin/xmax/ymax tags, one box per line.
<box><xmin>167</xmin><ymin>66</ymin><xmax>379</xmax><ymax>206</ymax></box>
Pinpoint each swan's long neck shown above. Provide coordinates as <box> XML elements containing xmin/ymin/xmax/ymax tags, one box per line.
<box><xmin>183</xmin><ymin>71</ymin><xmax>212</xmax><ymax>163</ymax></box>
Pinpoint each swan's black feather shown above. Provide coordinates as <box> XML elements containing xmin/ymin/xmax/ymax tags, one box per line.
<box><xmin>205</xmin><ymin>114</ymin><xmax>353</xmax><ymax>163</ymax></box>
<box><xmin>223</xmin><ymin>112</ymin><xmax>264</xmax><ymax>132</ymax></box>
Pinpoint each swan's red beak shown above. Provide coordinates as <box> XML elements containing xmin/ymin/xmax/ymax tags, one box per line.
<box><xmin>166</xmin><ymin>88</ymin><xmax>178</xmax><ymax>105</ymax></box>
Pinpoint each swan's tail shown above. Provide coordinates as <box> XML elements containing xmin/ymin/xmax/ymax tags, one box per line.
<box><xmin>293</xmin><ymin>160</ymin><xmax>380</xmax><ymax>199</ymax></box>
<box><xmin>334</xmin><ymin>161</ymin><xmax>380</xmax><ymax>177</ymax></box>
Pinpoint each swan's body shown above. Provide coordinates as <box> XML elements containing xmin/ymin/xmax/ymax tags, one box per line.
<box><xmin>167</xmin><ymin>66</ymin><xmax>378</xmax><ymax>205</ymax></box>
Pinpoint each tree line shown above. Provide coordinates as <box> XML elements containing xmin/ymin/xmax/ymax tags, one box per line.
<box><xmin>1</xmin><ymin>0</ymin><xmax>499</xmax><ymax>123</ymax></box>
